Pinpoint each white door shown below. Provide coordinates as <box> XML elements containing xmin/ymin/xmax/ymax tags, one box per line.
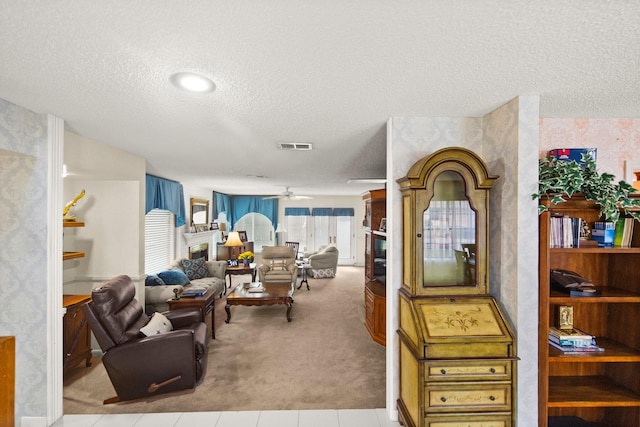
<box><xmin>312</xmin><ymin>214</ymin><xmax>354</xmax><ymax>265</ymax></box>
<box><xmin>334</xmin><ymin>215</ymin><xmax>354</xmax><ymax>264</ymax></box>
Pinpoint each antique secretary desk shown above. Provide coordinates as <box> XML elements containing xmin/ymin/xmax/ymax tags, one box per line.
<box><xmin>396</xmin><ymin>147</ymin><xmax>517</xmax><ymax>427</ymax></box>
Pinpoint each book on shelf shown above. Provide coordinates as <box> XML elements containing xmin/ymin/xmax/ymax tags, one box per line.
<box><xmin>548</xmin><ymin>340</ymin><xmax>604</xmax><ymax>353</ymax></box>
<box><xmin>549</xmin><ymin>326</ymin><xmax>594</xmax><ymax>341</ymax></box>
<box><xmin>549</xmin><ymin>215</ymin><xmax>585</xmax><ymax>248</ymax></box>
<box><xmin>549</xmin><ymin>326</ymin><xmax>599</xmax><ymax>349</ymax></box>
<box><xmin>592</xmin><ymin>221</ymin><xmax>615</xmax><ymax>247</ymax></box>
<box><xmin>613</xmin><ymin>217</ymin><xmax>635</xmax><ymax>248</ymax></box>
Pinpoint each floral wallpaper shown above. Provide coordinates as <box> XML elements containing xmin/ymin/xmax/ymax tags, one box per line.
<box><xmin>539</xmin><ymin>118</ymin><xmax>640</xmax><ymax>181</ymax></box>
<box><xmin>388</xmin><ymin>97</ymin><xmax>540</xmax><ymax>426</ymax></box>
<box><xmin>482</xmin><ymin>96</ymin><xmax>540</xmax><ymax>426</ymax></box>
<box><xmin>0</xmin><ymin>98</ymin><xmax>49</xmax><ymax>421</ymax></box>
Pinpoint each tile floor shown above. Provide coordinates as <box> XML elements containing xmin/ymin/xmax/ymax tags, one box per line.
<box><xmin>52</xmin><ymin>409</ymin><xmax>401</xmax><ymax>427</ymax></box>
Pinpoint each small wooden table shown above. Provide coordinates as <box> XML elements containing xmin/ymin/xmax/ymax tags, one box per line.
<box><xmin>225</xmin><ymin>264</ymin><xmax>257</xmax><ymax>293</ymax></box>
<box><xmin>166</xmin><ymin>288</ymin><xmax>217</xmax><ymax>339</ymax></box>
<box><xmin>225</xmin><ymin>282</ymin><xmax>294</xmax><ymax>323</ymax></box>
<box><xmin>63</xmin><ymin>295</ymin><xmax>92</xmax><ymax>373</ymax></box>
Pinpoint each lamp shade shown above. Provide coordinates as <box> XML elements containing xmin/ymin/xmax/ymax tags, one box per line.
<box><xmin>275</xmin><ymin>223</ymin><xmax>287</xmax><ymax>233</ymax></box>
<box><xmin>224</xmin><ymin>231</ymin><xmax>243</xmax><ymax>247</ymax></box>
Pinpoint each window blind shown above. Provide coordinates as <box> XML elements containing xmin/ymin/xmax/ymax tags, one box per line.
<box><xmin>145</xmin><ymin>209</ymin><xmax>175</xmax><ymax>274</ymax></box>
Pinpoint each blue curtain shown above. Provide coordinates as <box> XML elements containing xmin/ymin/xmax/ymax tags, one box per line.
<box><xmin>212</xmin><ymin>192</ymin><xmax>278</xmax><ymax>229</ymax></box>
<box><xmin>145</xmin><ymin>174</ymin><xmax>187</xmax><ymax>226</ymax></box>
<box><xmin>213</xmin><ymin>192</ymin><xmax>232</xmax><ymax>219</ymax></box>
<box><xmin>311</xmin><ymin>208</ymin><xmax>333</xmax><ymax>216</ymax></box>
<box><xmin>285</xmin><ymin>207</ymin><xmax>311</xmax><ymax>216</ymax></box>
<box><xmin>332</xmin><ymin>208</ymin><xmax>354</xmax><ymax>216</ymax></box>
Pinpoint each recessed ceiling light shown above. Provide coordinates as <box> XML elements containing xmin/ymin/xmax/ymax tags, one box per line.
<box><xmin>170</xmin><ymin>72</ymin><xmax>216</xmax><ymax>93</ymax></box>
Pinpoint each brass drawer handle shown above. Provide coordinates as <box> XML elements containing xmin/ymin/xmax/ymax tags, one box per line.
<box><xmin>489</xmin><ymin>395</ymin><xmax>496</xmax><ymax>401</ymax></box>
<box><xmin>440</xmin><ymin>396</ymin><xmax>447</xmax><ymax>402</ymax></box>
<box><xmin>490</xmin><ymin>368</ymin><xmax>496</xmax><ymax>373</ymax></box>
<box><xmin>440</xmin><ymin>369</ymin><xmax>446</xmax><ymax>375</ymax></box>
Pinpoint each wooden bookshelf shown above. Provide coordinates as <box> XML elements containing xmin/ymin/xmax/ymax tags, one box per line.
<box><xmin>539</xmin><ymin>195</ymin><xmax>640</xmax><ymax>426</ymax></box>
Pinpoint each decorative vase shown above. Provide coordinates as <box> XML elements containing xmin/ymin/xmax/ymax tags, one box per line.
<box><xmin>243</xmin><ymin>258</ymin><xmax>250</xmax><ymax>266</ymax></box>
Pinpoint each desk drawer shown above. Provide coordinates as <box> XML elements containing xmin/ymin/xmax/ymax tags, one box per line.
<box><xmin>426</xmin><ymin>360</ymin><xmax>511</xmax><ymax>382</ymax></box>
<box><xmin>425</xmin><ymin>413</ymin><xmax>511</xmax><ymax>427</ymax></box>
<box><xmin>426</xmin><ymin>382</ymin><xmax>511</xmax><ymax>413</ymax></box>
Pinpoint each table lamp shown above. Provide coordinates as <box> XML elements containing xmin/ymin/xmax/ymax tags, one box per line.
<box><xmin>225</xmin><ymin>231</ymin><xmax>243</xmax><ymax>247</ymax></box>
<box><xmin>225</xmin><ymin>231</ymin><xmax>244</xmax><ymax>260</ymax></box>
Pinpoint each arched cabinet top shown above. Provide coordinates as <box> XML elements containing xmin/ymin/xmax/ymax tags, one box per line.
<box><xmin>397</xmin><ymin>147</ymin><xmax>498</xmax><ymax>191</ymax></box>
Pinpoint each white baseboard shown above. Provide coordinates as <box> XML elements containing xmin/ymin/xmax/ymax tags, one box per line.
<box><xmin>20</xmin><ymin>417</ymin><xmax>47</xmax><ymax>427</ymax></box>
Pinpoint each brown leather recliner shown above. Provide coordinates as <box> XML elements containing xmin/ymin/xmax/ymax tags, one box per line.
<box><xmin>82</xmin><ymin>275</ymin><xmax>209</xmax><ymax>404</ymax></box>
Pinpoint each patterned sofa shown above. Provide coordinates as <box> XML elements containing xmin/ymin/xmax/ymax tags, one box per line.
<box><xmin>145</xmin><ymin>257</ymin><xmax>227</xmax><ymax>313</ymax></box>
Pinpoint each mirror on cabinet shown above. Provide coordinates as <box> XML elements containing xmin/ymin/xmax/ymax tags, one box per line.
<box><xmin>423</xmin><ymin>171</ymin><xmax>476</xmax><ymax>286</ymax></box>
<box><xmin>190</xmin><ymin>198</ymin><xmax>209</xmax><ymax>226</ymax></box>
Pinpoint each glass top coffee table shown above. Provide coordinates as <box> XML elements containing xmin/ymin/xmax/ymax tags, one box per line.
<box><xmin>225</xmin><ymin>282</ymin><xmax>294</xmax><ymax>323</ymax></box>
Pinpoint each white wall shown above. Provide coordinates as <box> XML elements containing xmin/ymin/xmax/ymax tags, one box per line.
<box><xmin>63</xmin><ymin>132</ymin><xmax>146</xmax><ymax>298</ymax></box>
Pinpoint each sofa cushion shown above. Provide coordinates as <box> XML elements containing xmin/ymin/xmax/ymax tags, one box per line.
<box><xmin>312</xmin><ymin>268</ymin><xmax>335</xmax><ymax>278</ymax></box>
<box><xmin>139</xmin><ymin>312</ymin><xmax>173</xmax><ymax>336</ymax></box>
<box><xmin>158</xmin><ymin>269</ymin><xmax>190</xmax><ymax>285</ymax></box>
<box><xmin>181</xmin><ymin>258</ymin><xmax>208</xmax><ymax>280</ymax></box>
<box><xmin>145</xmin><ymin>274</ymin><xmax>166</xmax><ymax>286</ymax></box>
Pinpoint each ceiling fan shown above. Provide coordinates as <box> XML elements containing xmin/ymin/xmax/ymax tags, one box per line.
<box><xmin>263</xmin><ymin>186</ymin><xmax>312</xmax><ymax>200</ymax></box>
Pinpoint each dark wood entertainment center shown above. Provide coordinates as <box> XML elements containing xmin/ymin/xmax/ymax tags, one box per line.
<box><xmin>363</xmin><ymin>188</ymin><xmax>386</xmax><ymax>346</ymax></box>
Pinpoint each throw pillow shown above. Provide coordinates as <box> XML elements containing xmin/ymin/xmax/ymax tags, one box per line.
<box><xmin>181</xmin><ymin>257</ymin><xmax>209</xmax><ymax>280</ymax></box>
<box><xmin>312</xmin><ymin>268</ymin><xmax>335</xmax><ymax>278</ymax></box>
<box><xmin>140</xmin><ymin>312</ymin><xmax>173</xmax><ymax>336</ymax></box>
<box><xmin>157</xmin><ymin>269</ymin><xmax>190</xmax><ymax>286</ymax></box>
<box><xmin>144</xmin><ymin>274</ymin><xmax>166</xmax><ymax>286</ymax></box>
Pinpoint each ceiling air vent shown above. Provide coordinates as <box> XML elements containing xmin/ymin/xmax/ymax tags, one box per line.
<box><xmin>277</xmin><ymin>142</ymin><xmax>313</xmax><ymax>151</ymax></box>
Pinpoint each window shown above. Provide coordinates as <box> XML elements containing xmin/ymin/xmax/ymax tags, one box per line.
<box><xmin>145</xmin><ymin>209</ymin><xmax>175</xmax><ymax>274</ymax></box>
<box><xmin>234</xmin><ymin>212</ymin><xmax>273</xmax><ymax>250</ymax></box>
<box><xmin>285</xmin><ymin>215</ymin><xmax>309</xmax><ymax>252</ymax></box>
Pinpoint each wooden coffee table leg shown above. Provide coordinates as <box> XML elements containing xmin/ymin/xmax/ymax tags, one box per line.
<box><xmin>225</xmin><ymin>303</ymin><xmax>232</xmax><ymax>323</ymax></box>
<box><xmin>286</xmin><ymin>299</ymin><xmax>293</xmax><ymax>322</ymax></box>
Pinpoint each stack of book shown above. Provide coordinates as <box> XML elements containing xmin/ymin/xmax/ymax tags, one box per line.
<box><xmin>182</xmin><ymin>287</ymin><xmax>207</xmax><ymax>298</ymax></box>
<box><xmin>549</xmin><ymin>326</ymin><xmax>604</xmax><ymax>353</ymax></box>
<box><xmin>247</xmin><ymin>282</ymin><xmax>265</xmax><ymax>293</ymax></box>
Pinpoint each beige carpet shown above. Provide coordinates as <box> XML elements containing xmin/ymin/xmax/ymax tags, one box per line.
<box><xmin>63</xmin><ymin>266</ymin><xmax>386</xmax><ymax>414</ymax></box>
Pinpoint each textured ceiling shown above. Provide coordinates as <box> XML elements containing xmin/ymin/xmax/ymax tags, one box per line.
<box><xmin>1</xmin><ymin>1</ymin><xmax>639</xmax><ymax>196</ymax></box>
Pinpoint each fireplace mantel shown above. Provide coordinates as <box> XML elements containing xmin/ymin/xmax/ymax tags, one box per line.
<box><xmin>182</xmin><ymin>231</ymin><xmax>218</xmax><ymax>260</ymax></box>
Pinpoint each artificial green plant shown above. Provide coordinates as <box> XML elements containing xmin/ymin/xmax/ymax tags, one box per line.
<box><xmin>532</xmin><ymin>153</ymin><xmax>640</xmax><ymax>223</ymax></box>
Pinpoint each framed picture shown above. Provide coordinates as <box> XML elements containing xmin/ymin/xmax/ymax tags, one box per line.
<box><xmin>238</xmin><ymin>230</ymin><xmax>248</xmax><ymax>242</ymax></box>
<box><xmin>210</xmin><ymin>222</ymin><xmax>219</xmax><ymax>230</ymax></box>
<box><xmin>227</xmin><ymin>259</ymin><xmax>238</xmax><ymax>267</ymax></box>
<box><xmin>379</xmin><ymin>218</ymin><xmax>387</xmax><ymax>232</ymax></box>
<box><xmin>195</xmin><ymin>224</ymin><xmax>209</xmax><ymax>232</ymax></box>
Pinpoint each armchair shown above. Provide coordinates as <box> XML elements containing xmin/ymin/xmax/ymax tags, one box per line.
<box><xmin>306</xmin><ymin>244</ymin><xmax>339</xmax><ymax>278</ymax></box>
<box><xmin>258</xmin><ymin>245</ymin><xmax>298</xmax><ymax>289</ymax></box>
<box><xmin>82</xmin><ymin>275</ymin><xmax>209</xmax><ymax>404</ymax></box>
